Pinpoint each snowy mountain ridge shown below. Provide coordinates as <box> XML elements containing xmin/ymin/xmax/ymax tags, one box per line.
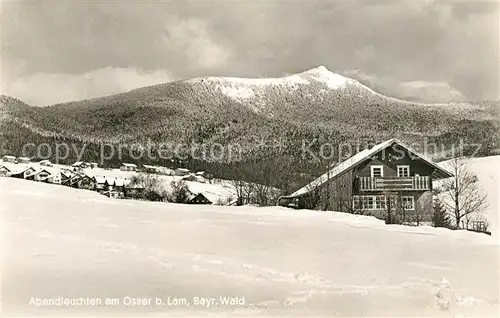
<box><xmin>185</xmin><ymin>65</ymin><xmax>360</xmax><ymax>102</ymax></box>
<box><xmin>183</xmin><ymin>65</ymin><xmax>487</xmax><ymax>109</ymax></box>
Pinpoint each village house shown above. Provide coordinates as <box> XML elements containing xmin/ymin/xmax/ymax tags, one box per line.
<box><xmin>142</xmin><ymin>164</ymin><xmax>159</xmax><ymax>173</ymax></box>
<box><xmin>278</xmin><ymin>139</ymin><xmax>453</xmax><ymax>222</ymax></box>
<box><xmin>72</xmin><ymin>161</ymin><xmax>90</xmax><ymax>169</ymax></box>
<box><xmin>120</xmin><ymin>163</ymin><xmax>138</xmax><ymax>172</ymax></box>
<box><xmin>104</xmin><ymin>189</ymin><xmax>125</xmax><ymax>199</ymax></box>
<box><xmin>90</xmin><ymin>162</ymin><xmax>99</xmax><ymax>169</ymax></box>
<box><xmin>185</xmin><ymin>192</ymin><xmax>212</xmax><ymax>205</ymax></box>
<box><xmin>16</xmin><ymin>157</ymin><xmax>30</xmax><ymax>164</ymax></box>
<box><xmin>2</xmin><ymin>155</ymin><xmax>16</xmax><ymax>163</ymax></box>
<box><xmin>124</xmin><ymin>183</ymin><xmax>145</xmax><ymax>199</ymax></box>
<box><xmin>60</xmin><ymin>170</ymin><xmax>74</xmax><ymax>184</ymax></box>
<box><xmin>159</xmin><ymin>167</ymin><xmax>175</xmax><ymax>176</ymax></box>
<box><xmin>0</xmin><ymin>165</ymin><xmax>12</xmax><ymax>177</ymax></box>
<box><xmin>65</xmin><ymin>174</ymin><xmax>95</xmax><ymax>189</ymax></box>
<box><xmin>39</xmin><ymin>160</ymin><xmax>53</xmax><ymax>167</ymax></box>
<box><xmin>93</xmin><ymin>176</ymin><xmax>108</xmax><ymax>192</ymax></box>
<box><xmin>26</xmin><ymin>168</ymin><xmax>62</xmax><ymax>184</ymax></box>
<box><xmin>40</xmin><ymin>172</ymin><xmax>62</xmax><ymax>184</ymax></box>
<box><xmin>10</xmin><ymin>167</ymin><xmax>37</xmax><ymax>179</ymax></box>
<box><xmin>26</xmin><ymin>168</ymin><xmax>52</xmax><ymax>182</ymax></box>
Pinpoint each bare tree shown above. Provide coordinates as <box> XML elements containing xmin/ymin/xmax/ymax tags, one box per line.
<box><xmin>130</xmin><ymin>173</ymin><xmax>165</xmax><ymax>200</ymax></box>
<box><xmin>440</xmin><ymin>157</ymin><xmax>488</xmax><ymax>229</ymax></box>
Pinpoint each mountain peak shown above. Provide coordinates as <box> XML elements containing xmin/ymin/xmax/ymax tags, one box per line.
<box><xmin>303</xmin><ymin>65</ymin><xmax>330</xmax><ymax>74</ymax></box>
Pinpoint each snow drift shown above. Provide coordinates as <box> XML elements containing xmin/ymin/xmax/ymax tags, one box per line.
<box><xmin>1</xmin><ymin>178</ymin><xmax>498</xmax><ymax>317</ymax></box>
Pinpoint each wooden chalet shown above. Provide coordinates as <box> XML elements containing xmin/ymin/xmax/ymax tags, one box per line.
<box><xmin>278</xmin><ymin>139</ymin><xmax>453</xmax><ymax>221</ymax></box>
<box><xmin>185</xmin><ymin>191</ymin><xmax>212</xmax><ymax>205</ymax></box>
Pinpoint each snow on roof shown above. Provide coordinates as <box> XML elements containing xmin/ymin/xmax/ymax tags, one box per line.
<box><xmin>176</xmin><ymin>168</ymin><xmax>190</xmax><ymax>171</ymax></box>
<box><xmin>2</xmin><ymin>155</ymin><xmax>16</xmax><ymax>159</ymax></box>
<box><xmin>72</xmin><ymin>161</ymin><xmax>84</xmax><ymax>166</ymax></box>
<box><xmin>288</xmin><ymin>138</ymin><xmax>454</xmax><ymax>198</ymax></box>
<box><xmin>121</xmin><ymin>163</ymin><xmax>137</xmax><ymax>167</ymax></box>
<box><xmin>142</xmin><ymin>164</ymin><xmax>156</xmax><ymax>169</ymax></box>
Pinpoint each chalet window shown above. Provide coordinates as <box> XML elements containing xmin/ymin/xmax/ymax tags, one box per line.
<box><xmin>362</xmin><ymin>196</ymin><xmax>374</xmax><ymax>210</ymax></box>
<box><xmin>370</xmin><ymin>165</ymin><xmax>384</xmax><ymax>178</ymax></box>
<box><xmin>397</xmin><ymin>165</ymin><xmax>410</xmax><ymax>177</ymax></box>
<box><xmin>375</xmin><ymin>196</ymin><xmax>386</xmax><ymax>209</ymax></box>
<box><xmin>401</xmin><ymin>196</ymin><xmax>415</xmax><ymax>210</ymax></box>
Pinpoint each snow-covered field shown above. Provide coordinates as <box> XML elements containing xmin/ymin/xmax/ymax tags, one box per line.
<box><xmin>1</xmin><ymin>178</ymin><xmax>498</xmax><ymax>317</ymax></box>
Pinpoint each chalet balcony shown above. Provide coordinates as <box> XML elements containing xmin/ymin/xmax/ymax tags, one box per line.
<box><xmin>358</xmin><ymin>176</ymin><xmax>430</xmax><ymax>192</ymax></box>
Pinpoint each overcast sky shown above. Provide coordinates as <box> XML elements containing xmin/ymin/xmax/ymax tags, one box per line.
<box><xmin>1</xmin><ymin>0</ymin><xmax>498</xmax><ymax>106</ymax></box>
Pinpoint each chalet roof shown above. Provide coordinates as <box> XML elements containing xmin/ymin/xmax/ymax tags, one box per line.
<box><xmin>142</xmin><ymin>164</ymin><xmax>156</xmax><ymax>169</ymax></box>
<box><xmin>176</xmin><ymin>168</ymin><xmax>190</xmax><ymax>171</ymax></box>
<box><xmin>17</xmin><ymin>157</ymin><xmax>30</xmax><ymax>160</ymax></box>
<box><xmin>2</xmin><ymin>155</ymin><xmax>16</xmax><ymax>159</ymax></box>
<box><xmin>288</xmin><ymin>138</ymin><xmax>454</xmax><ymax>198</ymax></box>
